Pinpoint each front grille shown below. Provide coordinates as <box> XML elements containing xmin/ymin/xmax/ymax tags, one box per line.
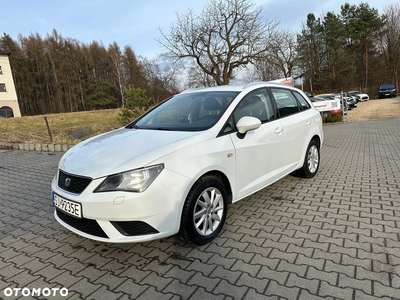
<box><xmin>56</xmin><ymin>210</ymin><xmax>108</xmax><ymax>238</ymax></box>
<box><xmin>58</xmin><ymin>170</ymin><xmax>92</xmax><ymax>194</ymax></box>
<box><xmin>111</xmin><ymin>221</ymin><xmax>159</xmax><ymax>236</ymax></box>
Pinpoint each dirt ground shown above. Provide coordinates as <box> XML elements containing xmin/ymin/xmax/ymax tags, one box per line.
<box><xmin>346</xmin><ymin>96</ymin><xmax>400</xmax><ymax>122</ymax></box>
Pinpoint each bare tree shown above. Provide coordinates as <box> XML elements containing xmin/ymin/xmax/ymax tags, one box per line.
<box><xmin>158</xmin><ymin>0</ymin><xmax>277</xmax><ymax>86</ymax></box>
<box><xmin>252</xmin><ymin>59</ymin><xmax>282</xmax><ymax>81</ymax></box>
<box><xmin>266</xmin><ymin>29</ymin><xmax>298</xmax><ymax>78</ymax></box>
<box><xmin>108</xmin><ymin>42</ymin><xmax>127</xmax><ymax>107</ymax></box>
<box><xmin>185</xmin><ymin>61</ymin><xmax>218</xmax><ymax>87</ymax></box>
<box><xmin>379</xmin><ymin>3</ymin><xmax>400</xmax><ymax>90</ymax></box>
<box><xmin>249</xmin><ymin>29</ymin><xmax>298</xmax><ymax>82</ymax></box>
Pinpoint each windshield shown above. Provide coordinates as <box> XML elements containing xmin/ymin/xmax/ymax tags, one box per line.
<box><xmin>129</xmin><ymin>91</ymin><xmax>239</xmax><ymax>131</ymax></box>
<box><xmin>380</xmin><ymin>84</ymin><xmax>394</xmax><ymax>90</ymax></box>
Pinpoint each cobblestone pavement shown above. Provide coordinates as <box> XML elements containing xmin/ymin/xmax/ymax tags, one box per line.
<box><xmin>1</xmin><ymin>119</ymin><xmax>400</xmax><ymax>300</ymax></box>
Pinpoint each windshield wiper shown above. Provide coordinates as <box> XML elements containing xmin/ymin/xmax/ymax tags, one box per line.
<box><xmin>153</xmin><ymin>127</ymin><xmax>172</xmax><ymax>131</ymax></box>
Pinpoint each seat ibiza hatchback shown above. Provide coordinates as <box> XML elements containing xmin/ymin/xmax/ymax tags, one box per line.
<box><xmin>52</xmin><ymin>82</ymin><xmax>324</xmax><ymax>245</ymax></box>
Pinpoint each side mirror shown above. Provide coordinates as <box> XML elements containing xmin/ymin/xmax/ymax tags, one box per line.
<box><xmin>236</xmin><ymin>116</ymin><xmax>261</xmax><ymax>139</ymax></box>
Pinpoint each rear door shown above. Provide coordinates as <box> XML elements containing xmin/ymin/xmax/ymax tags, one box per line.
<box><xmin>269</xmin><ymin>87</ymin><xmax>314</xmax><ymax>171</ymax></box>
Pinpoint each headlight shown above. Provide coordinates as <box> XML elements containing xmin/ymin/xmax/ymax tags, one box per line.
<box><xmin>94</xmin><ymin>164</ymin><xmax>164</xmax><ymax>193</ymax></box>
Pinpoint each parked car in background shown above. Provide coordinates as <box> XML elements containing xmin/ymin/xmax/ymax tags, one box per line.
<box><xmin>347</xmin><ymin>90</ymin><xmax>369</xmax><ymax>102</ymax></box>
<box><xmin>51</xmin><ymin>82</ymin><xmax>324</xmax><ymax>245</ymax></box>
<box><xmin>334</xmin><ymin>93</ymin><xmax>357</xmax><ymax>109</ymax></box>
<box><xmin>304</xmin><ymin>91</ymin><xmax>314</xmax><ymax>99</ymax></box>
<box><xmin>378</xmin><ymin>84</ymin><xmax>396</xmax><ymax>99</ymax></box>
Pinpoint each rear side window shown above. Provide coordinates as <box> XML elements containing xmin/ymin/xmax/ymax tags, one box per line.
<box><xmin>270</xmin><ymin>88</ymin><xmax>300</xmax><ymax>118</ymax></box>
<box><xmin>293</xmin><ymin>91</ymin><xmax>311</xmax><ymax>110</ymax></box>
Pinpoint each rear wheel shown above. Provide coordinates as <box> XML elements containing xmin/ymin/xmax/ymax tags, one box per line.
<box><xmin>296</xmin><ymin>139</ymin><xmax>320</xmax><ymax>178</ymax></box>
<box><xmin>179</xmin><ymin>175</ymin><xmax>228</xmax><ymax>245</ymax></box>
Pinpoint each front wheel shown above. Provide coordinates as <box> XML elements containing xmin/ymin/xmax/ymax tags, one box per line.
<box><xmin>179</xmin><ymin>175</ymin><xmax>228</xmax><ymax>245</ymax></box>
<box><xmin>296</xmin><ymin>139</ymin><xmax>320</xmax><ymax>178</ymax></box>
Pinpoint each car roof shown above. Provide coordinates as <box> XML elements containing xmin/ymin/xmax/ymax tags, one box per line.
<box><xmin>179</xmin><ymin>81</ymin><xmax>298</xmax><ymax>94</ymax></box>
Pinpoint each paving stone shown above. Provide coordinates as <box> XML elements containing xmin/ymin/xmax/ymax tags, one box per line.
<box><xmin>306</xmin><ymin>266</ymin><xmax>338</xmax><ymax>284</ymax></box>
<box><xmin>258</xmin><ymin>266</ymin><xmax>289</xmax><ymax>286</ymax></box>
<box><xmin>210</xmin><ymin>266</ymin><xmax>241</xmax><ymax>285</ymax></box>
<box><xmin>114</xmin><ymin>278</ymin><xmax>148</xmax><ymax>298</ymax></box>
<box><xmin>162</xmin><ymin>278</ymin><xmax>197</xmax><ymax>299</ymax></box>
<box><xmin>68</xmin><ymin>277</ymin><xmax>102</xmax><ymax>298</ymax></box>
<box><xmin>324</xmin><ymin>260</ymin><xmax>355</xmax><ymax>278</ymax></box>
<box><xmin>243</xmin><ymin>288</ymin><xmax>279</xmax><ymax>300</ymax></box>
<box><xmin>318</xmin><ymin>281</ymin><xmax>353</xmax><ymax>299</ymax></box>
<box><xmin>187</xmin><ymin>287</ymin><xmax>225</xmax><ymax>300</ymax></box>
<box><xmin>299</xmin><ymin>289</ymin><xmax>335</xmax><ymax>300</ymax></box>
<box><xmin>34</xmin><ymin>263</ymin><xmax>66</xmax><ymax>281</ymax></box>
<box><xmin>236</xmin><ymin>272</ymin><xmax>268</xmax><ymax>293</ymax></box>
<box><xmin>277</xmin><ymin>260</ymin><xmax>307</xmax><ymax>277</ymax></box>
<box><xmin>187</xmin><ymin>272</ymin><xmax>220</xmax><ymax>293</ymax></box>
<box><xmin>86</xmin><ymin>285</ymin><xmax>124</xmax><ymax>300</ymax></box>
<box><xmin>136</xmin><ymin>286</ymin><xmax>174</xmax><ymax>300</ymax></box>
<box><xmin>338</xmin><ymin>273</ymin><xmax>372</xmax><ymax>295</ymax></box>
<box><xmin>227</xmin><ymin>248</ymin><xmax>254</xmax><ymax>263</ymax></box>
<box><xmin>296</xmin><ymin>254</ymin><xmax>325</xmax><ymax>271</ymax></box>
<box><xmin>250</xmin><ymin>254</ymin><xmax>280</xmax><ymax>270</ymax></box>
<box><xmin>286</xmin><ymin>273</ymin><xmax>319</xmax><ymax>295</ymax></box>
<box><xmin>18</xmin><ymin>257</ymin><xmax>49</xmax><ymax>275</ymax></box>
<box><xmin>231</xmin><ymin>259</ymin><xmax>260</xmax><ymax>277</ymax></box>
<box><xmin>269</xmin><ymin>249</ymin><xmax>297</xmax><ymax>263</ymax></box>
<box><xmin>374</xmin><ymin>281</ymin><xmax>400</xmax><ymax>298</ymax></box>
<box><xmin>264</xmin><ymin>280</ymin><xmax>300</xmax><ymax>299</ymax></box>
<box><xmin>119</xmin><ymin>266</ymin><xmax>151</xmax><ymax>282</ymax></box>
<box><xmin>50</xmin><ymin>270</ymin><xmax>82</xmax><ymax>287</ymax></box>
<box><xmin>186</xmin><ymin>259</ymin><xmax>217</xmax><ymax>277</ymax></box>
<box><xmin>207</xmin><ymin>253</ymin><xmax>236</xmax><ymax>269</ymax></box>
<box><xmin>7</xmin><ymin>269</ymin><xmax>40</xmax><ymax>286</ymax></box>
<box><xmin>213</xmin><ymin>279</ymin><xmax>248</xmax><ymax>299</ymax></box>
<box><xmin>354</xmin><ymin>290</ymin><xmax>392</xmax><ymax>300</ymax></box>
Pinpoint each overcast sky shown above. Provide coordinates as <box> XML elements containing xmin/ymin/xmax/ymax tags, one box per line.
<box><xmin>1</xmin><ymin>0</ymin><xmax>396</xmax><ymax>58</ymax></box>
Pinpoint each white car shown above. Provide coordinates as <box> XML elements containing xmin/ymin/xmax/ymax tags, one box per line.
<box><xmin>52</xmin><ymin>82</ymin><xmax>324</xmax><ymax>245</ymax></box>
<box><xmin>347</xmin><ymin>91</ymin><xmax>369</xmax><ymax>102</ymax></box>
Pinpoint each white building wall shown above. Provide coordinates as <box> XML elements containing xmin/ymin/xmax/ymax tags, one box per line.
<box><xmin>0</xmin><ymin>53</ymin><xmax>22</xmax><ymax>117</ymax></box>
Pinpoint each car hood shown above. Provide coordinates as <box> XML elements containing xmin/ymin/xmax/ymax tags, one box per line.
<box><xmin>58</xmin><ymin>128</ymin><xmax>211</xmax><ymax>178</ymax></box>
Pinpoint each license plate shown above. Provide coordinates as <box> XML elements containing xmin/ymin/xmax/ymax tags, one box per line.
<box><xmin>53</xmin><ymin>193</ymin><xmax>82</xmax><ymax>218</ymax></box>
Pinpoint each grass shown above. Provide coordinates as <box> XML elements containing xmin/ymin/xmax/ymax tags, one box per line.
<box><xmin>0</xmin><ymin>109</ymin><xmax>122</xmax><ymax>145</ymax></box>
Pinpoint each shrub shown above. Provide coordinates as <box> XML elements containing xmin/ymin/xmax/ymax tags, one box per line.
<box><xmin>322</xmin><ymin>112</ymin><xmax>343</xmax><ymax>123</ymax></box>
<box><xmin>118</xmin><ymin>87</ymin><xmax>150</xmax><ymax>125</ymax></box>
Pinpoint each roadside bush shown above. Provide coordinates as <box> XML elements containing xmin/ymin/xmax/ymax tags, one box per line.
<box><xmin>323</xmin><ymin>113</ymin><xmax>343</xmax><ymax>123</ymax></box>
<box><xmin>118</xmin><ymin>87</ymin><xmax>150</xmax><ymax>125</ymax></box>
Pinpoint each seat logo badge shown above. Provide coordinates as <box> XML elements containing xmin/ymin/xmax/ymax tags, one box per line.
<box><xmin>65</xmin><ymin>178</ymin><xmax>71</xmax><ymax>187</ymax></box>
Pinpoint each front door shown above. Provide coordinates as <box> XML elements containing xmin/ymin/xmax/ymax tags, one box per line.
<box><xmin>228</xmin><ymin>89</ymin><xmax>286</xmax><ymax>201</ymax></box>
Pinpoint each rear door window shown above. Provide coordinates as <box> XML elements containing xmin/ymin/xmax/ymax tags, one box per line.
<box><xmin>270</xmin><ymin>88</ymin><xmax>300</xmax><ymax>118</ymax></box>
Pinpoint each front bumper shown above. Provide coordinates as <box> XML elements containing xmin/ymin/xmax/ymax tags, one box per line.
<box><xmin>51</xmin><ymin>168</ymin><xmax>192</xmax><ymax>243</ymax></box>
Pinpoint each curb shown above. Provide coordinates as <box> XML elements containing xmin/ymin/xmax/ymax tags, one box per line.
<box><xmin>0</xmin><ymin>142</ymin><xmax>73</xmax><ymax>152</ymax></box>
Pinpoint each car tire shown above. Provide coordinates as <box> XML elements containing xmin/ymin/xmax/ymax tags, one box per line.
<box><xmin>296</xmin><ymin>139</ymin><xmax>320</xmax><ymax>178</ymax></box>
<box><xmin>179</xmin><ymin>175</ymin><xmax>228</xmax><ymax>245</ymax></box>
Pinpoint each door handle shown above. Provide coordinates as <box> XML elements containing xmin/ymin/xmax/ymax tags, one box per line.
<box><xmin>275</xmin><ymin>127</ymin><xmax>283</xmax><ymax>134</ymax></box>
<box><xmin>305</xmin><ymin>120</ymin><xmax>311</xmax><ymax>127</ymax></box>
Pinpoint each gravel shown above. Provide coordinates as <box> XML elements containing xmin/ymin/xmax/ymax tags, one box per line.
<box><xmin>346</xmin><ymin>97</ymin><xmax>400</xmax><ymax>122</ymax></box>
